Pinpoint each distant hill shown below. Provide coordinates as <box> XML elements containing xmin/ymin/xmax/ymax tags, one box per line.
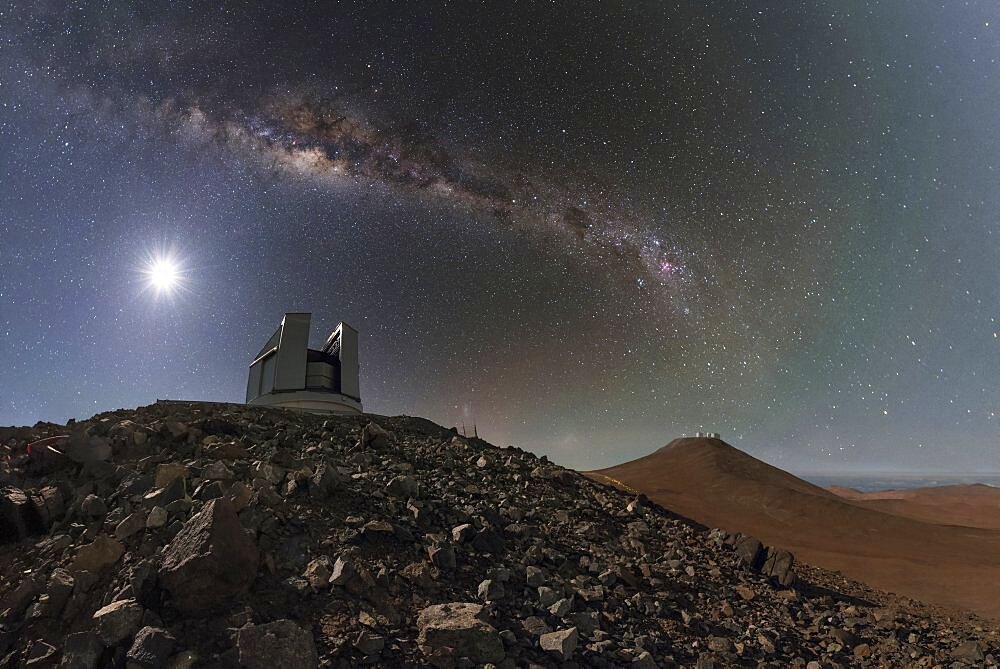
<box><xmin>830</xmin><ymin>482</ymin><xmax>1000</xmax><ymax>529</ymax></box>
<box><xmin>590</xmin><ymin>436</ymin><xmax>1000</xmax><ymax>619</ymax></box>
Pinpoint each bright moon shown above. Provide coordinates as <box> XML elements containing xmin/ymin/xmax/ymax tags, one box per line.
<box><xmin>142</xmin><ymin>254</ymin><xmax>184</xmax><ymax>296</ymax></box>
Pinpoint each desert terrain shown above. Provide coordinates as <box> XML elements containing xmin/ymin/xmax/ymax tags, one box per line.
<box><xmin>591</xmin><ymin>436</ymin><xmax>1000</xmax><ymax>619</ymax></box>
<box><xmin>829</xmin><ymin>483</ymin><xmax>1000</xmax><ymax>529</ymax></box>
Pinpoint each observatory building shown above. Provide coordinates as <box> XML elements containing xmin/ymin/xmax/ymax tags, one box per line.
<box><xmin>246</xmin><ymin>313</ymin><xmax>362</xmax><ymax>414</ymax></box>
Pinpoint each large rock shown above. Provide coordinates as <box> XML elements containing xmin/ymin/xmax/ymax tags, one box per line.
<box><xmin>1</xmin><ymin>574</ymin><xmax>42</xmax><ymax>620</ymax></box>
<box><xmin>308</xmin><ymin>462</ymin><xmax>344</xmax><ymax>499</ymax></box>
<box><xmin>734</xmin><ymin>536</ymin><xmax>765</xmax><ymax>570</ymax></box>
<box><xmin>115</xmin><ymin>511</ymin><xmax>147</xmax><ymax>540</ymax></box>
<box><xmin>71</xmin><ymin>535</ymin><xmax>125</xmax><ymax>574</ymax></box>
<box><xmin>385</xmin><ymin>475</ymin><xmax>418</xmax><ymax>499</ymax></box>
<box><xmin>153</xmin><ymin>463</ymin><xmax>188</xmax><ymax>488</ymax></box>
<box><xmin>471</xmin><ymin>528</ymin><xmax>505</xmax><ymax>554</ymax></box>
<box><xmin>302</xmin><ymin>556</ymin><xmax>332</xmax><ymax>589</ymax></box>
<box><xmin>92</xmin><ymin>598</ymin><xmax>145</xmax><ymax>646</ymax></box>
<box><xmin>25</xmin><ymin>640</ymin><xmax>57</xmax><ymax>665</ymax></box>
<box><xmin>59</xmin><ymin>631</ymin><xmax>104</xmax><ymax>669</ymax></box>
<box><xmin>126</xmin><ymin>626</ymin><xmax>177</xmax><ymax>669</ymax></box>
<box><xmin>158</xmin><ymin>498</ymin><xmax>258</xmax><ymax>613</ymax></box>
<box><xmin>28</xmin><ymin>486</ymin><xmax>65</xmax><ymax>529</ymax></box>
<box><xmin>79</xmin><ymin>494</ymin><xmax>107</xmax><ymax>518</ymax></box>
<box><xmin>361</xmin><ymin>422</ymin><xmax>391</xmax><ymax>449</ymax></box>
<box><xmin>109</xmin><ymin>421</ymin><xmax>149</xmax><ymax>457</ymax></box>
<box><xmin>143</xmin><ymin>477</ymin><xmax>186</xmax><ymax>509</ymax></box>
<box><xmin>65</xmin><ymin>432</ymin><xmax>111</xmax><ymax>463</ymax></box>
<box><xmin>761</xmin><ymin>548</ymin><xmax>795</xmax><ymax>587</ymax></box>
<box><xmin>1</xmin><ymin>487</ymin><xmax>41</xmax><ymax>542</ymax></box>
<box><xmin>477</xmin><ymin>579</ymin><xmax>504</xmax><ymax>602</ymax></box>
<box><xmin>201</xmin><ymin>462</ymin><xmax>234</xmax><ymax>481</ymax></box>
<box><xmin>145</xmin><ymin>506</ymin><xmax>168</xmax><ymax>529</ymax></box>
<box><xmin>416</xmin><ymin>602</ymin><xmax>504</xmax><ymax>668</ymax></box>
<box><xmin>36</xmin><ymin>568</ymin><xmax>74</xmax><ymax>618</ymax></box>
<box><xmin>236</xmin><ymin>619</ymin><xmax>318</xmax><ymax>669</ymax></box>
<box><xmin>951</xmin><ymin>640</ymin><xmax>985</xmax><ymax>663</ymax></box>
<box><xmin>539</xmin><ymin>627</ymin><xmax>578</xmax><ymax>660</ymax></box>
<box><xmin>428</xmin><ymin>545</ymin><xmax>456</xmax><ymax>571</ymax></box>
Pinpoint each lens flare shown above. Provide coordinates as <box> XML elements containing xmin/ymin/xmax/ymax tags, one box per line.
<box><xmin>141</xmin><ymin>252</ymin><xmax>186</xmax><ymax>297</ymax></box>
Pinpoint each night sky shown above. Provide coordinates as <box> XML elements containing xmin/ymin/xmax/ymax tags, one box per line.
<box><xmin>3</xmin><ymin>2</ymin><xmax>1000</xmax><ymax>474</ymax></box>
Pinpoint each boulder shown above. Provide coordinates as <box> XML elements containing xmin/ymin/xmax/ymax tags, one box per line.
<box><xmin>143</xmin><ymin>477</ymin><xmax>186</xmax><ymax>509</ymax></box>
<box><xmin>146</xmin><ymin>506</ymin><xmax>168</xmax><ymax>529</ymax></box>
<box><xmin>126</xmin><ymin>626</ymin><xmax>177</xmax><ymax>669</ymax></box>
<box><xmin>522</xmin><ymin>616</ymin><xmax>552</xmax><ymax>637</ymax></box>
<box><xmin>308</xmin><ymin>462</ymin><xmax>343</xmax><ymax>499</ymax></box>
<box><xmin>92</xmin><ymin>598</ymin><xmax>145</xmax><ymax>646</ymax></box>
<box><xmin>734</xmin><ymin>536</ymin><xmax>765</xmax><ymax>570</ymax></box>
<box><xmin>153</xmin><ymin>463</ymin><xmax>188</xmax><ymax>489</ymax></box>
<box><xmin>428</xmin><ymin>545</ymin><xmax>456</xmax><ymax>570</ymax></box>
<box><xmin>158</xmin><ymin>498</ymin><xmax>258</xmax><ymax>613</ymax></box>
<box><xmin>37</xmin><ymin>568</ymin><xmax>73</xmax><ymax>618</ymax></box>
<box><xmin>28</xmin><ymin>486</ymin><xmax>65</xmax><ymax>529</ymax></box>
<box><xmin>1</xmin><ymin>575</ymin><xmax>42</xmax><ymax>620</ymax></box>
<box><xmin>477</xmin><ymin>579</ymin><xmax>504</xmax><ymax>602</ymax></box>
<box><xmin>416</xmin><ymin>602</ymin><xmax>504</xmax><ymax>668</ymax></box>
<box><xmin>71</xmin><ymin>535</ymin><xmax>125</xmax><ymax>574</ymax></box>
<box><xmin>236</xmin><ymin>619</ymin><xmax>318</xmax><ymax>669</ymax></box>
<box><xmin>539</xmin><ymin>627</ymin><xmax>578</xmax><ymax>660</ymax></box>
<box><xmin>353</xmin><ymin>630</ymin><xmax>385</xmax><ymax>656</ymax></box>
<box><xmin>115</xmin><ymin>511</ymin><xmax>147</xmax><ymax>540</ymax></box>
<box><xmin>1</xmin><ymin>487</ymin><xmax>41</xmax><ymax>542</ymax></box>
<box><xmin>204</xmin><ymin>440</ymin><xmax>248</xmax><ymax>460</ymax></box>
<box><xmin>361</xmin><ymin>422</ymin><xmax>391</xmax><ymax>449</ymax></box>
<box><xmin>329</xmin><ymin>556</ymin><xmax>358</xmax><ymax>586</ymax></box>
<box><xmin>951</xmin><ymin>640</ymin><xmax>985</xmax><ymax>663</ymax></box>
<box><xmin>24</xmin><ymin>640</ymin><xmax>57</xmax><ymax>665</ymax></box>
<box><xmin>761</xmin><ymin>548</ymin><xmax>795</xmax><ymax>587</ymax></box>
<box><xmin>80</xmin><ymin>494</ymin><xmax>107</xmax><ymax>518</ymax></box>
<box><xmin>471</xmin><ymin>528</ymin><xmax>505</xmax><ymax>554</ymax></box>
<box><xmin>200</xmin><ymin>462</ymin><xmax>234</xmax><ymax>481</ymax></box>
<box><xmin>385</xmin><ymin>475</ymin><xmax>418</xmax><ymax>499</ymax></box>
<box><xmin>65</xmin><ymin>433</ymin><xmax>111</xmax><ymax>463</ymax></box>
<box><xmin>59</xmin><ymin>631</ymin><xmax>104</xmax><ymax>669</ymax></box>
<box><xmin>451</xmin><ymin>524</ymin><xmax>475</xmax><ymax>543</ymax></box>
<box><xmin>303</xmin><ymin>556</ymin><xmax>332</xmax><ymax>589</ymax></box>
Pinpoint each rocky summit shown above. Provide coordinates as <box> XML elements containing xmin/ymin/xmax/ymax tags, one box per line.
<box><xmin>0</xmin><ymin>402</ymin><xmax>998</xmax><ymax>668</ymax></box>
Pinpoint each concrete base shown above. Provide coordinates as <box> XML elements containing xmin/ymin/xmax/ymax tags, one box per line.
<box><xmin>247</xmin><ymin>390</ymin><xmax>362</xmax><ymax>415</ymax></box>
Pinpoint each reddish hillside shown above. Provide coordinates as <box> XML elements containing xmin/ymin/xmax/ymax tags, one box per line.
<box><xmin>590</xmin><ymin>437</ymin><xmax>1000</xmax><ymax>619</ymax></box>
<box><xmin>829</xmin><ymin>483</ymin><xmax>1000</xmax><ymax>529</ymax></box>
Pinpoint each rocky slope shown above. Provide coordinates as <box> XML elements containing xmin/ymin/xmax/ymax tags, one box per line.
<box><xmin>0</xmin><ymin>402</ymin><xmax>997</xmax><ymax>668</ymax></box>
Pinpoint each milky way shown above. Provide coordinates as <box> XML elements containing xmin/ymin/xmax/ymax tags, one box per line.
<box><xmin>148</xmin><ymin>94</ymin><xmax>703</xmax><ymax>302</ymax></box>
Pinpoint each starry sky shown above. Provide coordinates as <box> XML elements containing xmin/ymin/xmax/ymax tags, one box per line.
<box><xmin>2</xmin><ymin>2</ymin><xmax>1000</xmax><ymax>474</ymax></box>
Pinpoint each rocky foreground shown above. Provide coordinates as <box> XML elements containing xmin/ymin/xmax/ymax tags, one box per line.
<box><xmin>0</xmin><ymin>402</ymin><xmax>997</xmax><ymax>668</ymax></box>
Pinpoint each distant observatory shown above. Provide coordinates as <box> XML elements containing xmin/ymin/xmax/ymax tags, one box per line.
<box><xmin>246</xmin><ymin>313</ymin><xmax>362</xmax><ymax>414</ymax></box>
<box><xmin>683</xmin><ymin>431</ymin><xmax>721</xmax><ymax>439</ymax></box>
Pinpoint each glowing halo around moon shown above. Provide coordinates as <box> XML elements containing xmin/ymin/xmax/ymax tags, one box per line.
<box><xmin>140</xmin><ymin>250</ymin><xmax>187</xmax><ymax>298</ymax></box>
